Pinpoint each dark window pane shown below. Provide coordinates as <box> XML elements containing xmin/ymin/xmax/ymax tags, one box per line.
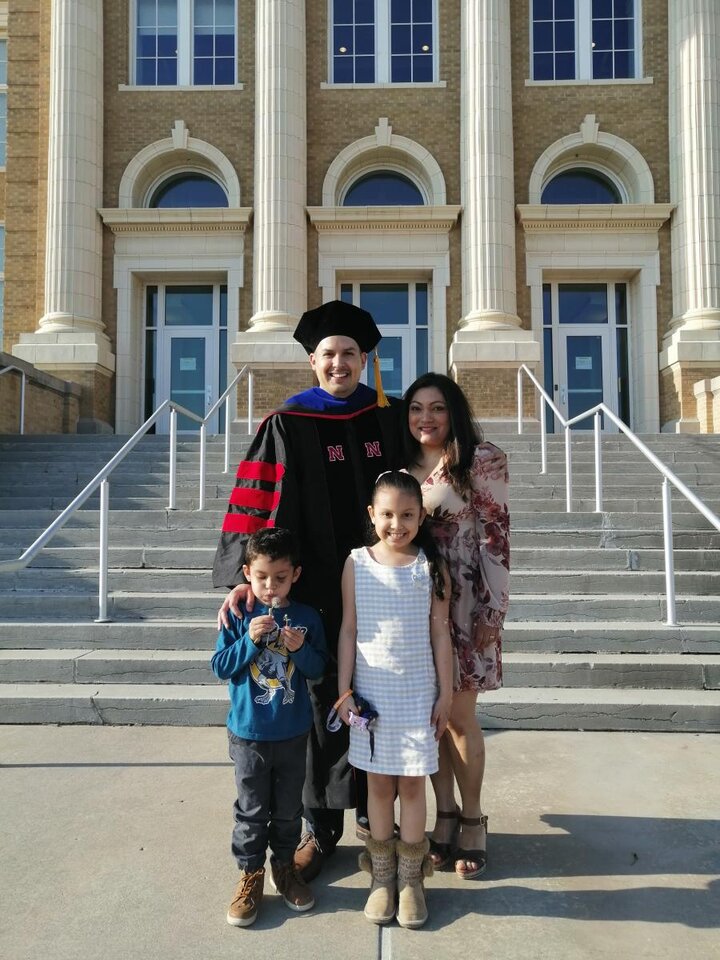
<box><xmin>555</xmin><ymin>52</ymin><xmax>575</xmax><ymax>79</ymax></box>
<box><xmin>355</xmin><ymin>24</ymin><xmax>375</xmax><ymax>53</ymax></box>
<box><xmin>334</xmin><ymin>56</ymin><xmax>354</xmax><ymax>82</ymax></box>
<box><xmin>392</xmin><ymin>0</ymin><xmax>411</xmax><ymax>19</ymax></box>
<box><xmin>558</xmin><ymin>284</ymin><xmax>608</xmax><ymax>324</ymax></box>
<box><xmin>220</xmin><ymin>285</ymin><xmax>228</xmax><ymax>326</ymax></box>
<box><xmin>334</xmin><ymin>0</ymin><xmax>353</xmax><ymax>22</ymax></box>
<box><xmin>555</xmin><ymin>20</ymin><xmax>574</xmax><ymax>51</ymax></box>
<box><xmin>614</xmin><ymin>19</ymin><xmax>632</xmax><ymax>48</ymax></box>
<box><xmin>614</xmin><ymin>0</ymin><xmax>633</xmax><ymax>17</ymax></box>
<box><xmin>533</xmin><ymin>21</ymin><xmax>554</xmax><ymax>52</ymax></box>
<box><xmin>194</xmin><ymin>33</ymin><xmax>213</xmax><ymax>56</ymax></box>
<box><xmin>215</xmin><ymin>32</ymin><xmax>234</xmax><ymax>56</ymax></box>
<box><xmin>215</xmin><ymin>58</ymin><xmax>234</xmax><ymax>84</ymax></box>
<box><xmin>593</xmin><ymin>50</ymin><xmax>613</xmax><ymax>77</ymax></box>
<box><xmin>416</xmin><ymin>328</ymin><xmax>428</xmax><ymax>376</ymax></box>
<box><xmin>542</xmin><ymin>169</ymin><xmax>620</xmax><ymax>203</ymax></box>
<box><xmin>137</xmin><ymin>59</ymin><xmax>156</xmax><ymax>84</ymax></box>
<box><xmin>555</xmin><ymin>0</ymin><xmax>574</xmax><ymax>19</ymax></box>
<box><xmin>151</xmin><ymin>173</ymin><xmax>228</xmax><ymax>208</ymax></box>
<box><xmin>617</xmin><ymin>327</ymin><xmax>630</xmax><ymax>422</ymax></box>
<box><xmin>355</xmin><ymin>0</ymin><xmax>375</xmax><ymax>23</ymax></box>
<box><xmin>542</xmin><ymin>283</ymin><xmax>551</xmax><ymax>325</ymax></box>
<box><xmin>391</xmin><ymin>54</ymin><xmax>412</xmax><ymax>82</ymax></box>
<box><xmin>344</xmin><ymin>171</ymin><xmax>424</xmax><ymax>205</ymax></box>
<box><xmin>340</xmin><ymin>284</ymin><xmax>353</xmax><ymax>302</ymax></box>
<box><xmin>157</xmin><ymin>58</ymin><xmax>177</xmax><ymax>84</ymax></box>
<box><xmin>145</xmin><ymin>329</ymin><xmax>157</xmax><ymax>423</ymax></box>
<box><xmin>534</xmin><ymin>52</ymin><xmax>554</xmax><ymax>79</ymax></box>
<box><xmin>137</xmin><ymin>33</ymin><xmax>157</xmax><ymax>57</ymax></box>
<box><xmin>194</xmin><ymin>58</ymin><xmax>213</xmax><ymax>84</ymax></box>
<box><xmin>593</xmin><ymin>0</ymin><xmax>612</xmax><ymax>15</ymax></box>
<box><xmin>543</xmin><ymin>328</ymin><xmax>555</xmax><ymax>433</ymax></box>
<box><xmin>413</xmin><ymin>25</ymin><xmax>432</xmax><ymax>53</ymax></box>
<box><xmin>219</xmin><ymin>327</ymin><xmax>227</xmax><ymax>434</ymax></box>
<box><xmin>592</xmin><ymin>20</ymin><xmax>612</xmax><ymax>49</ymax></box>
<box><xmin>360</xmin><ymin>284</ymin><xmax>409</xmax><ymax>326</ymax></box>
<box><xmin>615</xmin><ymin>283</ymin><xmax>627</xmax><ymax>325</ymax></box>
<box><xmin>413</xmin><ymin>0</ymin><xmax>432</xmax><ymax>21</ymax></box>
<box><xmin>355</xmin><ymin>55</ymin><xmax>375</xmax><ymax>82</ymax></box>
<box><xmin>157</xmin><ymin>32</ymin><xmax>177</xmax><ymax>56</ymax></box>
<box><xmin>614</xmin><ymin>50</ymin><xmax>633</xmax><ymax>77</ymax></box>
<box><xmin>165</xmin><ymin>286</ymin><xmax>214</xmax><ymax>326</ymax></box>
<box><xmin>392</xmin><ymin>24</ymin><xmax>412</xmax><ymax>53</ymax></box>
<box><xmin>534</xmin><ymin>0</ymin><xmax>553</xmax><ymax>19</ymax></box>
<box><xmin>334</xmin><ymin>25</ymin><xmax>353</xmax><ymax>52</ymax></box>
<box><xmin>146</xmin><ymin>286</ymin><xmax>158</xmax><ymax>328</ymax></box>
<box><xmin>413</xmin><ymin>54</ymin><xmax>432</xmax><ymax>81</ymax></box>
<box><xmin>416</xmin><ymin>283</ymin><xmax>428</xmax><ymax>325</ymax></box>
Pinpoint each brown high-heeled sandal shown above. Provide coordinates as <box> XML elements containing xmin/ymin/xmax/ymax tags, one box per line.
<box><xmin>427</xmin><ymin>807</ymin><xmax>460</xmax><ymax>869</ymax></box>
<box><xmin>455</xmin><ymin>814</ymin><xmax>488</xmax><ymax>880</ymax></box>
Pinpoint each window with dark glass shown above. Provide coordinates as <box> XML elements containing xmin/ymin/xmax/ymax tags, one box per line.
<box><xmin>532</xmin><ymin>0</ymin><xmax>637</xmax><ymax>81</ymax></box>
<box><xmin>541</xmin><ymin>169</ymin><xmax>621</xmax><ymax>204</ymax></box>
<box><xmin>343</xmin><ymin>172</ymin><xmax>424</xmax><ymax>205</ymax></box>
<box><xmin>150</xmin><ymin>173</ymin><xmax>229</xmax><ymax>208</ymax></box>
<box><xmin>332</xmin><ymin>0</ymin><xmax>435</xmax><ymax>84</ymax></box>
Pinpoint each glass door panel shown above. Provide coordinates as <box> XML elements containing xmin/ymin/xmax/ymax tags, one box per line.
<box><xmin>365</xmin><ymin>332</ymin><xmax>409</xmax><ymax>399</ymax></box>
<box><xmin>558</xmin><ymin>330</ymin><xmax>609</xmax><ymax>430</ymax></box>
<box><xmin>170</xmin><ymin>336</ymin><xmax>207</xmax><ymax>431</ymax></box>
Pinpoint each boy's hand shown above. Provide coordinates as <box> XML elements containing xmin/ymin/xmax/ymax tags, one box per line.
<box><xmin>338</xmin><ymin>696</ymin><xmax>357</xmax><ymax>726</ymax></box>
<box><xmin>248</xmin><ymin>614</ymin><xmax>276</xmax><ymax>644</ymax></box>
<box><xmin>431</xmin><ymin>694</ymin><xmax>452</xmax><ymax>740</ymax></box>
<box><xmin>218</xmin><ymin>584</ymin><xmax>256</xmax><ymax>629</ymax></box>
<box><xmin>281</xmin><ymin>625</ymin><xmax>305</xmax><ymax>652</ymax></box>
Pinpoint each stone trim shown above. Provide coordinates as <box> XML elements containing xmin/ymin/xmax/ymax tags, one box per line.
<box><xmin>517</xmin><ymin>204</ymin><xmax>674</xmax><ymax>232</ymax></box>
<box><xmin>307</xmin><ymin>206</ymin><xmax>460</xmax><ymax>231</ymax></box>
<box><xmin>99</xmin><ymin>208</ymin><xmax>252</xmax><ymax>234</ymax></box>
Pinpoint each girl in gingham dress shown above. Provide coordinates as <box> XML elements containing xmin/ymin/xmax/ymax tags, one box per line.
<box><xmin>336</xmin><ymin>471</ymin><xmax>452</xmax><ymax>930</ymax></box>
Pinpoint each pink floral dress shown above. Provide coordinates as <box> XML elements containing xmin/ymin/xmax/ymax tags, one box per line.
<box><xmin>420</xmin><ymin>446</ymin><xmax>510</xmax><ymax>692</ymax></box>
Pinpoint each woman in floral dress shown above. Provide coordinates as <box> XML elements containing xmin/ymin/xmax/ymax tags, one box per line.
<box><xmin>403</xmin><ymin>373</ymin><xmax>510</xmax><ymax>880</ymax></box>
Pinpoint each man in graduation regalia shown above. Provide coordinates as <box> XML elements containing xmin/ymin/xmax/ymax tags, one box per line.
<box><xmin>213</xmin><ymin>300</ymin><xmax>402</xmax><ymax>879</ymax></box>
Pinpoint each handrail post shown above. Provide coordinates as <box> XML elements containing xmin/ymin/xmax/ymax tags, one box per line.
<box><xmin>564</xmin><ymin>425</ymin><xmax>572</xmax><ymax>512</ymax></box>
<box><xmin>19</xmin><ymin>372</ymin><xmax>26</xmax><ymax>435</ymax></box>
<box><xmin>224</xmin><ymin>392</ymin><xmax>231</xmax><ymax>474</ymax></box>
<box><xmin>517</xmin><ymin>367</ymin><xmax>523</xmax><ymax>435</ymax></box>
<box><xmin>95</xmin><ymin>478</ymin><xmax>110</xmax><ymax>623</ymax></box>
<box><xmin>662</xmin><ymin>477</ymin><xmax>677</xmax><ymax>626</ymax></box>
<box><xmin>539</xmin><ymin>398</ymin><xmax>547</xmax><ymax>475</ymax></box>
<box><xmin>247</xmin><ymin>369</ymin><xmax>254</xmax><ymax>434</ymax></box>
<box><xmin>168</xmin><ymin>408</ymin><xmax>178</xmax><ymax>510</ymax></box>
<box><xmin>199</xmin><ymin>422</ymin><xmax>207</xmax><ymax>511</ymax></box>
<box><xmin>594</xmin><ymin>411</ymin><xmax>603</xmax><ymax>513</ymax></box>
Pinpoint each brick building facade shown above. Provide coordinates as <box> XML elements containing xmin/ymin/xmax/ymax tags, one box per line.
<box><xmin>2</xmin><ymin>1</ymin><xmax>719</xmax><ymax>434</ymax></box>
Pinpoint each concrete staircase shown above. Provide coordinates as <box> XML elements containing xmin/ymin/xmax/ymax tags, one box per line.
<box><xmin>1</xmin><ymin>431</ymin><xmax>719</xmax><ymax>730</ymax></box>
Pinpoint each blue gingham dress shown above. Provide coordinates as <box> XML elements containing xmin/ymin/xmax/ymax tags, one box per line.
<box><xmin>348</xmin><ymin>547</ymin><xmax>439</xmax><ymax>776</ymax></box>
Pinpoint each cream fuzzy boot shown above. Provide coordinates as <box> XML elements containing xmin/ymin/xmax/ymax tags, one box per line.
<box><xmin>396</xmin><ymin>837</ymin><xmax>433</xmax><ymax>929</ymax></box>
<box><xmin>358</xmin><ymin>836</ymin><xmax>397</xmax><ymax>924</ymax></box>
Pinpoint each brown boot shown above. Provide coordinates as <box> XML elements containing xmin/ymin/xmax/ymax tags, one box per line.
<box><xmin>358</xmin><ymin>836</ymin><xmax>397</xmax><ymax>924</ymax></box>
<box><xmin>396</xmin><ymin>837</ymin><xmax>433</xmax><ymax>929</ymax></box>
<box><xmin>270</xmin><ymin>856</ymin><xmax>315</xmax><ymax>912</ymax></box>
<box><xmin>227</xmin><ymin>867</ymin><xmax>265</xmax><ymax>927</ymax></box>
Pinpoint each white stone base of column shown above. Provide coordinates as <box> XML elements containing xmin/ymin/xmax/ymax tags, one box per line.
<box><xmin>247</xmin><ymin>310</ymin><xmax>299</xmax><ymax>333</ymax></box>
<box><xmin>12</xmin><ymin>330</ymin><xmax>116</xmax><ymax>375</ymax></box>
<box><xmin>459</xmin><ymin>309</ymin><xmax>523</xmax><ymax>333</ymax></box>
<box><xmin>660</xmin><ymin>325</ymin><xmax>720</xmax><ymax>368</ymax></box>
<box><xmin>449</xmin><ymin>327</ymin><xmax>541</xmax><ymax>368</ymax></box>
<box><xmin>231</xmin><ymin>328</ymin><xmax>307</xmax><ymax>367</ymax></box>
<box><xmin>660</xmin><ymin>418</ymin><xmax>701</xmax><ymax>434</ymax></box>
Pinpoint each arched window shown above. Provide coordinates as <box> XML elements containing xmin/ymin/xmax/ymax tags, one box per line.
<box><xmin>149</xmin><ymin>173</ymin><xmax>228</xmax><ymax>208</ymax></box>
<box><xmin>541</xmin><ymin>168</ymin><xmax>621</xmax><ymax>204</ymax></box>
<box><xmin>343</xmin><ymin>171</ymin><xmax>424</xmax><ymax>206</ymax></box>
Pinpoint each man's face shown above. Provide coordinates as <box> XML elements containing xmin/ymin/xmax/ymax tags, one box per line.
<box><xmin>309</xmin><ymin>335</ymin><xmax>367</xmax><ymax>397</ymax></box>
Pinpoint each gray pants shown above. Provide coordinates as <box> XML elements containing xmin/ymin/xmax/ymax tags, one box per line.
<box><xmin>228</xmin><ymin>730</ymin><xmax>308</xmax><ymax>872</ymax></box>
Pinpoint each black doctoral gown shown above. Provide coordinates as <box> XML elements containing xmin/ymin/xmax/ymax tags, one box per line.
<box><xmin>213</xmin><ymin>385</ymin><xmax>402</xmax><ymax>809</ymax></box>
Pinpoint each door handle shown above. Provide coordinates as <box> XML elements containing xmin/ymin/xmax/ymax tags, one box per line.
<box><xmin>559</xmin><ymin>386</ymin><xmax>567</xmax><ymax>405</ymax></box>
<box><xmin>206</xmin><ymin>386</ymin><xmax>212</xmax><ymax>408</ymax></box>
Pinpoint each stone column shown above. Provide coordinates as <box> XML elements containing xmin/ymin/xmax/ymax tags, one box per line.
<box><xmin>450</xmin><ymin>0</ymin><xmax>538</xmax><ymax>419</ymax></box>
<box><xmin>661</xmin><ymin>0</ymin><xmax>720</xmax><ymax>430</ymax></box>
<box><xmin>13</xmin><ymin>0</ymin><xmax>114</xmax><ymax>382</ymax></box>
<box><xmin>249</xmin><ymin>0</ymin><xmax>307</xmax><ymax>330</ymax></box>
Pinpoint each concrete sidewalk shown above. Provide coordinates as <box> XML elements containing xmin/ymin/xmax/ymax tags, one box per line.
<box><xmin>1</xmin><ymin>727</ymin><xmax>718</xmax><ymax>960</ymax></box>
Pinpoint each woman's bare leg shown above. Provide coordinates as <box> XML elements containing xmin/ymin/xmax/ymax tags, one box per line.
<box><xmin>445</xmin><ymin>690</ymin><xmax>486</xmax><ymax>864</ymax></box>
<box><xmin>429</xmin><ymin>733</ymin><xmax>457</xmax><ymax>844</ymax></box>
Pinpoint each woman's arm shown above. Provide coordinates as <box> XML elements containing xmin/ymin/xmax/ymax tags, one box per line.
<box><xmin>336</xmin><ymin>556</ymin><xmax>359</xmax><ymax>724</ymax></box>
<box><xmin>471</xmin><ymin>445</ymin><xmax>511</xmax><ymax>638</ymax></box>
<box><xmin>429</xmin><ymin>569</ymin><xmax>453</xmax><ymax>739</ymax></box>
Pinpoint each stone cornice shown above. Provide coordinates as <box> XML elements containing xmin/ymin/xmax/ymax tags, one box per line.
<box><xmin>307</xmin><ymin>205</ymin><xmax>462</xmax><ymax>232</ymax></box>
<box><xmin>98</xmin><ymin>207</ymin><xmax>253</xmax><ymax>235</ymax></box>
<box><xmin>516</xmin><ymin>203</ymin><xmax>675</xmax><ymax>232</ymax></box>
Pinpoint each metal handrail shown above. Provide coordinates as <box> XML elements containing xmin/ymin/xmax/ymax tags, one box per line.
<box><xmin>0</xmin><ymin>365</ymin><xmax>28</xmax><ymax>434</ymax></box>
<box><xmin>0</xmin><ymin>366</ymin><xmax>254</xmax><ymax>621</ymax></box>
<box><xmin>517</xmin><ymin>363</ymin><xmax>720</xmax><ymax>626</ymax></box>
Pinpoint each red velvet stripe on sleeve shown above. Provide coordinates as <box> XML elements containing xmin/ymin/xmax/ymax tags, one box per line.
<box><xmin>229</xmin><ymin>487</ymin><xmax>281</xmax><ymax>511</ymax></box>
<box><xmin>236</xmin><ymin>461</ymin><xmax>286</xmax><ymax>483</ymax></box>
<box><xmin>221</xmin><ymin>514</ymin><xmax>276</xmax><ymax>534</ymax></box>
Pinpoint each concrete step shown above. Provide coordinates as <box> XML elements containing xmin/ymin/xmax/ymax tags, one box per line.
<box><xmin>506</xmin><ymin>594</ymin><xmax>720</xmax><ymax>622</ymax></box>
<box><xmin>2</xmin><ymin>649</ymin><xmax>717</xmax><ymax>690</ymax></box>
<box><xmin>1</xmin><ymin>682</ymin><xmax>718</xmax><ymax>731</ymax></box>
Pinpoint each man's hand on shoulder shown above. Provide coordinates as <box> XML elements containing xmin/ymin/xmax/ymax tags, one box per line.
<box><xmin>218</xmin><ymin>584</ymin><xmax>255</xmax><ymax>630</ymax></box>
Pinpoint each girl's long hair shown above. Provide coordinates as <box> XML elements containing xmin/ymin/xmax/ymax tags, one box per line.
<box><xmin>369</xmin><ymin>470</ymin><xmax>446</xmax><ymax>599</ymax></box>
<box><xmin>402</xmin><ymin>373</ymin><xmax>482</xmax><ymax>497</ymax></box>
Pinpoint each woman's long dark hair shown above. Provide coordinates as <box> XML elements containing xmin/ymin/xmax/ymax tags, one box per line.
<box><xmin>369</xmin><ymin>470</ymin><xmax>446</xmax><ymax>599</ymax></box>
<box><xmin>402</xmin><ymin>373</ymin><xmax>482</xmax><ymax>497</ymax></box>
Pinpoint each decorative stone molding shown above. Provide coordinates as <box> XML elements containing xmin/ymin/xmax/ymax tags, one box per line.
<box><xmin>99</xmin><ymin>208</ymin><xmax>252</xmax><ymax>235</ymax></box>
<box><xmin>528</xmin><ymin>115</ymin><xmax>655</xmax><ymax>204</ymax></box>
<box><xmin>517</xmin><ymin>204</ymin><xmax>674</xmax><ymax>232</ymax></box>
<box><xmin>307</xmin><ymin>206</ymin><xmax>461</xmax><ymax>232</ymax></box>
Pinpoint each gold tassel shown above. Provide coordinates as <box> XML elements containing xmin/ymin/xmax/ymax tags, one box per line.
<box><xmin>373</xmin><ymin>351</ymin><xmax>390</xmax><ymax>407</ymax></box>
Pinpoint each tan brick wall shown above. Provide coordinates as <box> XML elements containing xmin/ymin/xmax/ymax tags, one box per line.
<box><xmin>457</xmin><ymin>369</ymin><xmax>536</xmax><ymax>421</ymax></box>
<box><xmin>234</xmin><ymin>368</ymin><xmax>313</xmax><ymax>421</ymax></box>
<box><xmin>0</xmin><ymin>357</ymin><xmax>80</xmax><ymax>434</ymax></box>
<box><xmin>660</xmin><ymin>364</ymin><xmax>720</xmax><ymax>429</ymax></box>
